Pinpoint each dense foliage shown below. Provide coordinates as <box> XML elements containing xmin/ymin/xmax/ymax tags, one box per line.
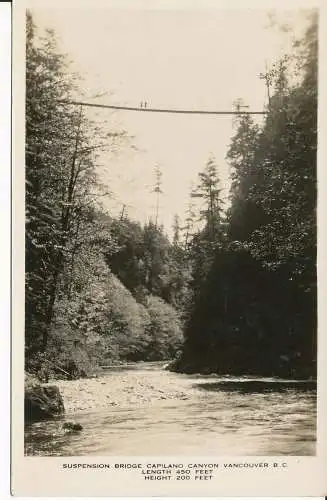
<box><xmin>26</xmin><ymin>12</ymin><xmax>317</xmax><ymax>381</ymax></box>
<box><xmin>25</xmin><ymin>13</ymin><xmax>183</xmax><ymax>379</ymax></box>
<box><xmin>173</xmin><ymin>13</ymin><xmax>317</xmax><ymax>378</ymax></box>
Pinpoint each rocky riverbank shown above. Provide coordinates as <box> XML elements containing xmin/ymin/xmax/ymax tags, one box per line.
<box><xmin>48</xmin><ymin>368</ymin><xmax>194</xmax><ymax>414</ymax></box>
<box><xmin>26</xmin><ymin>362</ymin><xmax>317</xmax><ymax>421</ymax></box>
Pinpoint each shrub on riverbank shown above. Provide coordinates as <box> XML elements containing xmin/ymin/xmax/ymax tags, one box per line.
<box><xmin>28</xmin><ymin>270</ymin><xmax>185</xmax><ymax>380</ymax></box>
<box><xmin>143</xmin><ymin>296</ymin><xmax>184</xmax><ymax>361</ymax></box>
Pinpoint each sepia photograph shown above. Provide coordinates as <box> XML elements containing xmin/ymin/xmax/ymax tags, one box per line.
<box><xmin>22</xmin><ymin>3</ymin><xmax>319</xmax><ymax>459</ymax></box>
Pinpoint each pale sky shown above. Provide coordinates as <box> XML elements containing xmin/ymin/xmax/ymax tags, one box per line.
<box><xmin>31</xmin><ymin>7</ymin><xmax>311</xmax><ymax>236</ymax></box>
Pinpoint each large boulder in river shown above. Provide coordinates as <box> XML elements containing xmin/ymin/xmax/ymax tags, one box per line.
<box><xmin>25</xmin><ymin>384</ymin><xmax>65</xmax><ymax>423</ymax></box>
<box><xmin>62</xmin><ymin>421</ymin><xmax>83</xmax><ymax>433</ymax></box>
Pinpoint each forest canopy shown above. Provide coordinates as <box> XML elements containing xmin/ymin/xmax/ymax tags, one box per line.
<box><xmin>25</xmin><ymin>11</ymin><xmax>317</xmax><ymax>381</ymax></box>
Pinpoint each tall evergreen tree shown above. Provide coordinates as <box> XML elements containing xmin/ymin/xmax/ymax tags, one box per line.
<box><xmin>191</xmin><ymin>155</ymin><xmax>224</xmax><ymax>241</ymax></box>
<box><xmin>172</xmin><ymin>214</ymin><xmax>181</xmax><ymax>247</ymax></box>
<box><xmin>25</xmin><ymin>12</ymin><xmax>117</xmax><ymax>367</ymax></box>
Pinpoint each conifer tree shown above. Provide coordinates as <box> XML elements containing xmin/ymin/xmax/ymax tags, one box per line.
<box><xmin>191</xmin><ymin>155</ymin><xmax>224</xmax><ymax>241</ymax></box>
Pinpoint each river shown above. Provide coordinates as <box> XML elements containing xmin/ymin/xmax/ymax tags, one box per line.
<box><xmin>25</xmin><ymin>362</ymin><xmax>316</xmax><ymax>456</ymax></box>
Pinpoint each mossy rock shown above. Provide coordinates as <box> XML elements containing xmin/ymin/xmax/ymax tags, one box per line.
<box><xmin>62</xmin><ymin>421</ymin><xmax>83</xmax><ymax>433</ymax></box>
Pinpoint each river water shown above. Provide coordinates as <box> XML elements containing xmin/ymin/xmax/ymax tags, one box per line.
<box><xmin>25</xmin><ymin>363</ymin><xmax>316</xmax><ymax>456</ymax></box>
